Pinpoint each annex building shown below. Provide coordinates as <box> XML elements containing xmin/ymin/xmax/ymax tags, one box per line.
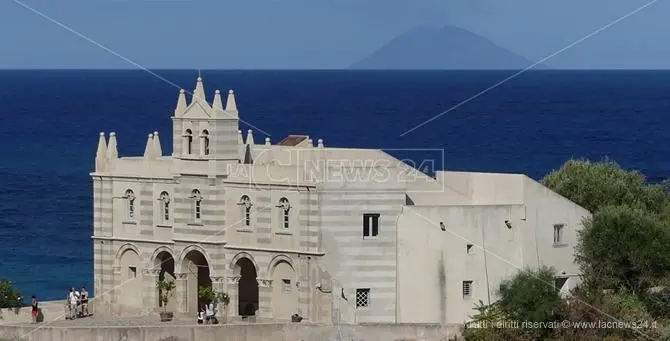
<box><xmin>91</xmin><ymin>76</ymin><xmax>590</xmax><ymax>324</ymax></box>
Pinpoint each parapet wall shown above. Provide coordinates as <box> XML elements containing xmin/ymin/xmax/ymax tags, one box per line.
<box><xmin>0</xmin><ymin>323</ymin><xmax>461</xmax><ymax>341</ymax></box>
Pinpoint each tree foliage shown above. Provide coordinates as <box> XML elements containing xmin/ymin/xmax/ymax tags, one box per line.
<box><xmin>541</xmin><ymin>159</ymin><xmax>668</xmax><ymax>214</ymax></box>
<box><xmin>497</xmin><ymin>267</ymin><xmax>562</xmax><ymax>324</ymax></box>
<box><xmin>464</xmin><ymin>158</ymin><xmax>670</xmax><ymax>341</ymax></box>
<box><xmin>576</xmin><ymin>205</ymin><xmax>670</xmax><ymax>294</ymax></box>
<box><xmin>0</xmin><ymin>279</ymin><xmax>22</xmax><ymax>308</ymax></box>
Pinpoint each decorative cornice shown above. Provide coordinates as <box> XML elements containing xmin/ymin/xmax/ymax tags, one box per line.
<box><xmin>211</xmin><ymin>276</ymin><xmax>226</xmax><ymax>283</ymax></box>
<box><xmin>175</xmin><ymin>273</ymin><xmax>188</xmax><ymax>280</ymax></box>
<box><xmin>224</xmin><ymin>244</ymin><xmax>325</xmax><ymax>256</ymax></box>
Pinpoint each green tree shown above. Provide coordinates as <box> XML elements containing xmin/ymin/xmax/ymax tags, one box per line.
<box><xmin>576</xmin><ymin>205</ymin><xmax>670</xmax><ymax>294</ymax></box>
<box><xmin>541</xmin><ymin>159</ymin><xmax>668</xmax><ymax>214</ymax></box>
<box><xmin>0</xmin><ymin>279</ymin><xmax>22</xmax><ymax>308</ymax></box>
<box><xmin>463</xmin><ymin>267</ymin><xmax>562</xmax><ymax>341</ymax></box>
<box><xmin>497</xmin><ymin>267</ymin><xmax>562</xmax><ymax>323</ymax></box>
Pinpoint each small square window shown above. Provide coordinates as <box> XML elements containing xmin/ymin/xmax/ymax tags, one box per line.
<box><xmin>363</xmin><ymin>214</ymin><xmax>380</xmax><ymax>239</ymax></box>
<box><xmin>356</xmin><ymin>288</ymin><xmax>370</xmax><ymax>308</ymax></box>
<box><xmin>282</xmin><ymin>279</ymin><xmax>291</xmax><ymax>294</ymax></box>
<box><xmin>553</xmin><ymin>224</ymin><xmax>564</xmax><ymax>244</ymax></box>
<box><xmin>128</xmin><ymin>266</ymin><xmax>137</xmax><ymax>279</ymax></box>
<box><xmin>466</xmin><ymin>244</ymin><xmax>474</xmax><ymax>254</ymax></box>
<box><xmin>462</xmin><ymin>281</ymin><xmax>473</xmax><ymax>298</ymax></box>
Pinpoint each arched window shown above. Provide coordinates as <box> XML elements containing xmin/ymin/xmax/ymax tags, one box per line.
<box><xmin>191</xmin><ymin>189</ymin><xmax>203</xmax><ymax>221</ymax></box>
<box><xmin>159</xmin><ymin>191</ymin><xmax>171</xmax><ymax>222</ymax></box>
<box><xmin>201</xmin><ymin>130</ymin><xmax>210</xmax><ymax>156</ymax></box>
<box><xmin>238</xmin><ymin>195</ymin><xmax>252</xmax><ymax>227</ymax></box>
<box><xmin>277</xmin><ymin>197</ymin><xmax>290</xmax><ymax>229</ymax></box>
<box><xmin>125</xmin><ymin>189</ymin><xmax>136</xmax><ymax>220</ymax></box>
<box><xmin>183</xmin><ymin>129</ymin><xmax>193</xmax><ymax>155</ymax></box>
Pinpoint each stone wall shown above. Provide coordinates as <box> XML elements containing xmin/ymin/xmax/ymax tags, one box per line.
<box><xmin>0</xmin><ymin>300</ymin><xmax>74</xmax><ymax>325</ymax></box>
<box><xmin>0</xmin><ymin>323</ymin><xmax>461</xmax><ymax>341</ymax></box>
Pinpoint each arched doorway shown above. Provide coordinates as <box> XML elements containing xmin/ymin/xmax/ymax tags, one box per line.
<box><xmin>235</xmin><ymin>258</ymin><xmax>259</xmax><ymax>316</ymax></box>
<box><xmin>271</xmin><ymin>260</ymin><xmax>297</xmax><ymax>319</ymax></box>
<box><xmin>182</xmin><ymin>250</ymin><xmax>211</xmax><ymax>313</ymax></box>
<box><xmin>117</xmin><ymin>248</ymin><xmax>142</xmax><ymax>311</ymax></box>
<box><xmin>154</xmin><ymin>251</ymin><xmax>175</xmax><ymax>311</ymax></box>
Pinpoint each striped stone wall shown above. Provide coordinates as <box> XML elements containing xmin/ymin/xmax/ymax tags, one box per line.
<box><xmin>318</xmin><ymin>190</ymin><xmax>405</xmax><ymax>323</ymax></box>
<box><xmin>211</xmin><ymin>120</ymin><xmax>239</xmax><ymax>160</ymax></box>
<box><xmin>172</xmin><ymin>176</ymin><xmax>227</xmax><ymax>246</ymax></box>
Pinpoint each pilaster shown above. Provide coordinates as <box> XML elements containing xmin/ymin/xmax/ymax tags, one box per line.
<box><xmin>227</xmin><ymin>275</ymin><xmax>241</xmax><ymax>316</ymax></box>
<box><xmin>257</xmin><ymin>278</ymin><xmax>273</xmax><ymax>318</ymax></box>
<box><xmin>143</xmin><ymin>269</ymin><xmax>160</xmax><ymax>313</ymax></box>
<box><xmin>174</xmin><ymin>273</ymin><xmax>188</xmax><ymax>314</ymax></box>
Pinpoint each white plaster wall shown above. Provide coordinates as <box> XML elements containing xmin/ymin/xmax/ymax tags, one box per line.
<box><xmin>396</xmin><ymin>205</ymin><xmax>525</xmax><ymax>324</ymax></box>
<box><xmin>521</xmin><ymin>177</ymin><xmax>591</xmax><ymax>275</ymax></box>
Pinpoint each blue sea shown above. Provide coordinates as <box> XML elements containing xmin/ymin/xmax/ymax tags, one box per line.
<box><xmin>1</xmin><ymin>70</ymin><xmax>669</xmax><ymax>302</ymax></box>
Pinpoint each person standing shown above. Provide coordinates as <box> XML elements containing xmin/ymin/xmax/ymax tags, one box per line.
<box><xmin>68</xmin><ymin>288</ymin><xmax>78</xmax><ymax>319</ymax></box>
<box><xmin>80</xmin><ymin>286</ymin><xmax>89</xmax><ymax>316</ymax></box>
<box><xmin>205</xmin><ymin>302</ymin><xmax>214</xmax><ymax>325</ymax></box>
<box><xmin>31</xmin><ymin>296</ymin><xmax>39</xmax><ymax>323</ymax></box>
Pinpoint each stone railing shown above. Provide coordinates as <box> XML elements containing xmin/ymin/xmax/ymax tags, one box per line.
<box><xmin>0</xmin><ymin>300</ymin><xmax>98</xmax><ymax>325</ymax></box>
<box><xmin>0</xmin><ymin>322</ymin><xmax>461</xmax><ymax>341</ymax></box>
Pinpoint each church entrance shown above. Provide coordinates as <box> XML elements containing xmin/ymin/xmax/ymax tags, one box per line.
<box><xmin>154</xmin><ymin>251</ymin><xmax>175</xmax><ymax>311</ymax></box>
<box><xmin>235</xmin><ymin>258</ymin><xmax>259</xmax><ymax>316</ymax></box>
<box><xmin>182</xmin><ymin>250</ymin><xmax>211</xmax><ymax>313</ymax></box>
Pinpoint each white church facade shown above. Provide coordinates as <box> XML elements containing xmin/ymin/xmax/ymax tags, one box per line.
<box><xmin>91</xmin><ymin>76</ymin><xmax>590</xmax><ymax>324</ymax></box>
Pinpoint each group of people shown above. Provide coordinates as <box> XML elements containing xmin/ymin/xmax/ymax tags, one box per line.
<box><xmin>196</xmin><ymin>302</ymin><xmax>218</xmax><ymax>325</ymax></box>
<box><xmin>66</xmin><ymin>286</ymin><xmax>89</xmax><ymax>319</ymax></box>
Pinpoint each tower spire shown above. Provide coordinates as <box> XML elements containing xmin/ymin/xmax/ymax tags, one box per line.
<box><xmin>107</xmin><ymin>132</ymin><xmax>118</xmax><ymax>159</ymax></box>
<box><xmin>238</xmin><ymin>130</ymin><xmax>244</xmax><ymax>145</ymax></box>
<box><xmin>95</xmin><ymin>132</ymin><xmax>107</xmax><ymax>171</ymax></box>
<box><xmin>153</xmin><ymin>131</ymin><xmax>163</xmax><ymax>157</ymax></box>
<box><xmin>192</xmin><ymin>76</ymin><xmax>206</xmax><ymax>104</ymax></box>
<box><xmin>225</xmin><ymin>90</ymin><xmax>238</xmax><ymax>118</ymax></box>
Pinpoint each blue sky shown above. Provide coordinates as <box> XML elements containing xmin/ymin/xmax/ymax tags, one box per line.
<box><xmin>0</xmin><ymin>0</ymin><xmax>667</xmax><ymax>69</ymax></box>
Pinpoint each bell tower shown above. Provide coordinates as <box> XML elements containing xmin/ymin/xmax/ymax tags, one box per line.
<box><xmin>171</xmin><ymin>76</ymin><xmax>241</xmax><ymax>163</ymax></box>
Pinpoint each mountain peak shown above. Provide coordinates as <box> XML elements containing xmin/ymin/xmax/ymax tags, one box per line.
<box><xmin>350</xmin><ymin>25</ymin><xmax>542</xmax><ymax>70</ymax></box>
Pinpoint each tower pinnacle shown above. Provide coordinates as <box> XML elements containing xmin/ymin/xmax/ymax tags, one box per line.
<box><xmin>225</xmin><ymin>89</ymin><xmax>238</xmax><ymax>118</ymax></box>
<box><xmin>95</xmin><ymin>132</ymin><xmax>107</xmax><ymax>171</ymax></box>
<box><xmin>175</xmin><ymin>89</ymin><xmax>187</xmax><ymax>117</ymax></box>
<box><xmin>107</xmin><ymin>132</ymin><xmax>118</xmax><ymax>159</ymax></box>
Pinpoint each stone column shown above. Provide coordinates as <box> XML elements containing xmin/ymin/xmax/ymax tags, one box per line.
<box><xmin>227</xmin><ymin>275</ymin><xmax>241</xmax><ymax>316</ymax></box>
<box><xmin>174</xmin><ymin>273</ymin><xmax>188</xmax><ymax>315</ymax></box>
<box><xmin>211</xmin><ymin>276</ymin><xmax>227</xmax><ymax>321</ymax></box>
<box><xmin>257</xmin><ymin>278</ymin><xmax>273</xmax><ymax>318</ymax></box>
<box><xmin>142</xmin><ymin>269</ymin><xmax>160</xmax><ymax>314</ymax></box>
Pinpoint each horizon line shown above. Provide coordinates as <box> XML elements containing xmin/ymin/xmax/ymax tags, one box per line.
<box><xmin>1</xmin><ymin>68</ymin><xmax>670</xmax><ymax>71</ymax></box>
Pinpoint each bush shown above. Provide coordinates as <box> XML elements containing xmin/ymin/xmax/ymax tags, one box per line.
<box><xmin>0</xmin><ymin>279</ymin><xmax>22</xmax><ymax>308</ymax></box>
<box><xmin>576</xmin><ymin>206</ymin><xmax>670</xmax><ymax>294</ymax></box>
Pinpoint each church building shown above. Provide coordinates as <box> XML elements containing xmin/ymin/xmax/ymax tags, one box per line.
<box><xmin>91</xmin><ymin>76</ymin><xmax>590</xmax><ymax>324</ymax></box>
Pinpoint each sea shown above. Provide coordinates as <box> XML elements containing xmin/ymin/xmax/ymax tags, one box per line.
<box><xmin>0</xmin><ymin>70</ymin><xmax>669</xmax><ymax>302</ymax></box>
